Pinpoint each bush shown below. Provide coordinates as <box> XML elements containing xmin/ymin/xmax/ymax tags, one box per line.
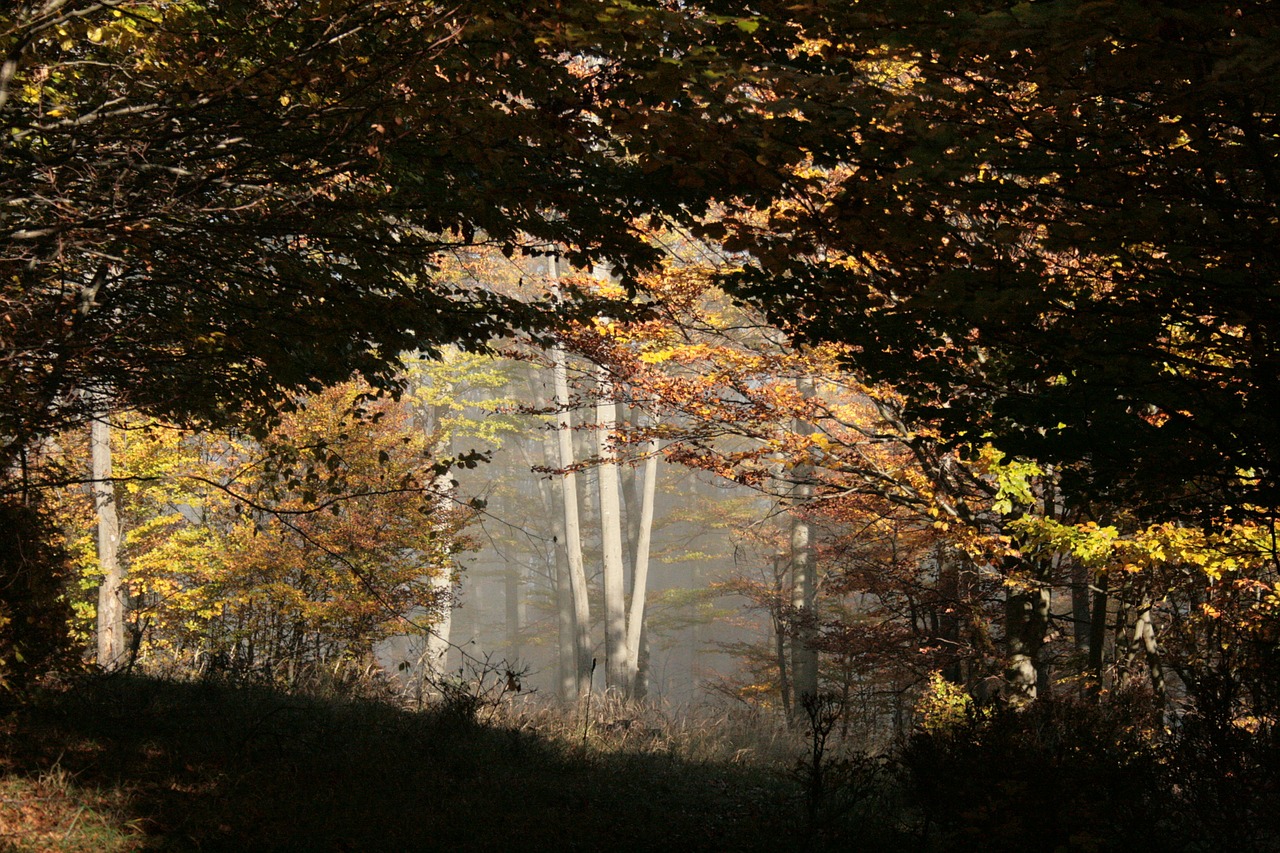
<box><xmin>0</xmin><ymin>500</ymin><xmax>77</xmax><ymax>693</ymax></box>
<box><xmin>1164</xmin><ymin>716</ymin><xmax>1280</xmax><ymax>853</ymax></box>
<box><xmin>898</xmin><ymin>690</ymin><xmax>1164</xmax><ymax>853</ymax></box>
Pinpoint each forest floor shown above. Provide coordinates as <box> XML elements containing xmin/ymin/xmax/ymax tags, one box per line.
<box><xmin>0</xmin><ymin>675</ymin><xmax>867</xmax><ymax>852</ymax></box>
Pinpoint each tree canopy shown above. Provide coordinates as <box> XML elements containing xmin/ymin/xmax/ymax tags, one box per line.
<box><xmin>714</xmin><ymin>1</ymin><xmax>1280</xmax><ymax>523</ymax></box>
<box><xmin>0</xmin><ymin>0</ymin><xmax>808</xmax><ymax>468</ymax></box>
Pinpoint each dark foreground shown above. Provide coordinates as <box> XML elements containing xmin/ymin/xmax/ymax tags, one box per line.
<box><xmin>1</xmin><ymin>676</ymin><xmax>1278</xmax><ymax>852</ymax></box>
<box><xmin>0</xmin><ymin>676</ymin><xmax>806</xmax><ymax>852</ymax></box>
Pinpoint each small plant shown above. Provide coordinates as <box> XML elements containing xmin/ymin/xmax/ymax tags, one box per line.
<box><xmin>426</xmin><ymin>651</ymin><xmax>526</xmax><ymax>725</ymax></box>
<box><xmin>796</xmin><ymin>692</ymin><xmax>844</xmax><ymax>820</ymax></box>
<box><xmin>913</xmin><ymin>671</ymin><xmax>973</xmax><ymax>736</ymax></box>
<box><xmin>792</xmin><ymin>692</ymin><xmax>895</xmax><ymax>849</ymax></box>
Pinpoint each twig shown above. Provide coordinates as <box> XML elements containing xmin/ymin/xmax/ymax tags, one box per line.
<box><xmin>61</xmin><ymin>804</ymin><xmax>87</xmax><ymax>841</ymax></box>
<box><xmin>581</xmin><ymin>657</ymin><xmax>597</xmax><ymax>748</ymax></box>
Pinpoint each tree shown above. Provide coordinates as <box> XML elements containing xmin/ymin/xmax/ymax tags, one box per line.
<box><xmin>789</xmin><ymin>374</ymin><xmax>819</xmax><ymax>705</ymax></box>
<box><xmin>90</xmin><ymin>400</ymin><xmax>125</xmax><ymax>670</ymax></box>
<box><xmin>713</xmin><ymin>2</ymin><xmax>1280</xmax><ymax>525</ymax></box>
<box><xmin>1</xmin><ymin>0</ymin><xmax>814</xmax><ymax>481</ymax></box>
<box><xmin>548</xmin><ymin>258</ymin><xmax>593</xmax><ymax>699</ymax></box>
<box><xmin>624</xmin><ymin>413</ymin><xmax>659</xmax><ymax>697</ymax></box>
<box><xmin>596</xmin><ymin>363</ymin><xmax>630</xmax><ymax>692</ymax></box>
<box><xmin>56</xmin><ymin>380</ymin><xmax>469</xmax><ymax>682</ymax></box>
<box><xmin>2</xmin><ymin>0</ymin><xmax>831</xmax><ymax>681</ymax></box>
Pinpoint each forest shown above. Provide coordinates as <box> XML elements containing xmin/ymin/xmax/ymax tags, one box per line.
<box><xmin>1</xmin><ymin>1</ymin><xmax>1278</xmax><ymax>851</ymax></box>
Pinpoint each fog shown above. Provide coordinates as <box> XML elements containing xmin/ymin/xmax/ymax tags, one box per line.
<box><xmin>376</xmin><ymin>359</ymin><xmax>779</xmax><ymax>706</ymax></box>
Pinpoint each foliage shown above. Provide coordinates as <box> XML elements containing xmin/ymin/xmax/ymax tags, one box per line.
<box><xmin>713</xmin><ymin>2</ymin><xmax>1280</xmax><ymax>523</ymax></box>
<box><xmin>0</xmin><ymin>0</ymin><xmax>835</xmax><ymax>471</ymax></box>
<box><xmin>48</xmin><ymin>379</ymin><xmax>468</xmax><ymax>683</ymax></box>
<box><xmin>900</xmin><ymin>692</ymin><xmax>1165</xmax><ymax>853</ymax></box>
<box><xmin>913</xmin><ymin>672</ymin><xmax>973</xmax><ymax>738</ymax></box>
<box><xmin>565</xmin><ymin>259</ymin><xmax>1001</xmax><ymax>710</ymax></box>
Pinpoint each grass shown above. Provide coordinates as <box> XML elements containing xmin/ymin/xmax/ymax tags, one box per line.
<box><xmin>0</xmin><ymin>676</ymin><xmax>832</xmax><ymax>852</ymax></box>
<box><xmin>9</xmin><ymin>674</ymin><xmax>1261</xmax><ymax>852</ymax></box>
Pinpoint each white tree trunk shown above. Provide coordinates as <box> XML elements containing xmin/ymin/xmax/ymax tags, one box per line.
<box><xmin>596</xmin><ymin>366</ymin><xmax>629</xmax><ymax>692</ymax></box>
<box><xmin>92</xmin><ymin>407</ymin><xmax>126</xmax><ymax>670</ymax></box>
<box><xmin>530</xmin><ymin>369</ymin><xmax>578</xmax><ymax>702</ymax></box>
<box><xmin>423</xmin><ymin>569</ymin><xmax>453</xmax><ymax>683</ymax></box>
<box><xmin>790</xmin><ymin>375</ymin><xmax>819</xmax><ymax>704</ymax></box>
<box><xmin>550</xmin><ymin>255</ymin><xmax>593</xmax><ymax>698</ymax></box>
<box><xmin>625</xmin><ymin>430</ymin><xmax>659</xmax><ymax>696</ymax></box>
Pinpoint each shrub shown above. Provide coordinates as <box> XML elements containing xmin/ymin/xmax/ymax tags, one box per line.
<box><xmin>0</xmin><ymin>500</ymin><xmax>77</xmax><ymax>694</ymax></box>
<box><xmin>898</xmin><ymin>690</ymin><xmax>1164</xmax><ymax>853</ymax></box>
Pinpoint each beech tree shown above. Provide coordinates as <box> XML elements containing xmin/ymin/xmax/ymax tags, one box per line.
<box><xmin>1</xmin><ymin>0</ymin><xmax>813</xmax><ymax>480</ymax></box>
<box><xmin>56</xmin><ymin>380</ymin><xmax>467</xmax><ymax>680</ymax></box>
<box><xmin>0</xmin><ymin>0</ymin><xmax>824</xmax><ymax>676</ymax></box>
<box><xmin>714</xmin><ymin>2</ymin><xmax>1280</xmax><ymax>525</ymax></box>
<box><xmin>90</xmin><ymin>403</ymin><xmax>125</xmax><ymax>669</ymax></box>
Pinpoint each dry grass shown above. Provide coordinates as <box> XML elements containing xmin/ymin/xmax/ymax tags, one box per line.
<box><xmin>0</xmin><ymin>753</ymin><xmax>138</xmax><ymax>852</ymax></box>
<box><xmin>496</xmin><ymin>691</ymin><xmax>807</xmax><ymax>767</ymax></box>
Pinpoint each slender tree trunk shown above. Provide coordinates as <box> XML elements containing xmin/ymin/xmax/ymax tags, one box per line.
<box><xmin>416</xmin><ymin>394</ymin><xmax>462</xmax><ymax>690</ymax></box>
<box><xmin>532</xmin><ymin>374</ymin><xmax>577</xmax><ymax>703</ymax></box>
<box><xmin>550</xmin><ymin>256</ymin><xmax>593</xmax><ymax>698</ymax></box>
<box><xmin>1133</xmin><ymin>599</ymin><xmax>1167</xmax><ymax>724</ymax></box>
<box><xmin>553</xmin><ymin>543</ymin><xmax>575</xmax><ymax>701</ymax></box>
<box><xmin>92</xmin><ymin>407</ymin><xmax>126</xmax><ymax>670</ymax></box>
<box><xmin>1071</xmin><ymin>559</ymin><xmax>1092</xmax><ymax>654</ymax></box>
<box><xmin>1069</xmin><ymin>557</ymin><xmax>1092</xmax><ymax>699</ymax></box>
<box><xmin>774</xmin><ymin>552</ymin><xmax>794</xmax><ymax>725</ymax></box>
<box><xmin>790</xmin><ymin>375</ymin><xmax>819</xmax><ymax>705</ymax></box>
<box><xmin>1114</xmin><ymin>587</ymin><xmax>1133</xmax><ymax>685</ymax></box>
<box><xmin>936</xmin><ymin>547</ymin><xmax>963</xmax><ymax>684</ymax></box>
<box><xmin>501</xmin><ymin>471</ymin><xmax>523</xmax><ymax>666</ymax></box>
<box><xmin>597</xmin><ymin>366</ymin><xmax>629</xmax><ymax>692</ymax></box>
<box><xmin>505</xmin><ymin>560</ymin><xmax>522</xmax><ymax>665</ymax></box>
<box><xmin>1088</xmin><ymin>573</ymin><xmax>1109</xmax><ymax>697</ymax></box>
<box><xmin>621</xmin><ymin>409</ymin><xmax>643</xmax><ymax>577</ymax></box>
<box><xmin>624</xmin><ymin>428</ymin><xmax>659</xmax><ymax>697</ymax></box>
<box><xmin>634</xmin><ymin>631</ymin><xmax>652</xmax><ymax>700</ymax></box>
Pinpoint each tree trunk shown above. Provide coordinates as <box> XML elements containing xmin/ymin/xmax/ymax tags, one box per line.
<box><xmin>1071</xmin><ymin>559</ymin><xmax>1092</xmax><ymax>655</ymax></box>
<box><xmin>936</xmin><ymin>547</ymin><xmax>963</xmax><ymax>684</ymax></box>
<box><xmin>1088</xmin><ymin>573</ymin><xmax>1109</xmax><ymax>697</ymax></box>
<box><xmin>596</xmin><ymin>366</ymin><xmax>629</xmax><ymax>693</ymax></box>
<box><xmin>505</xmin><ymin>559</ymin><xmax>522</xmax><ymax>665</ymax></box>
<box><xmin>773</xmin><ymin>552</ymin><xmax>794</xmax><ymax>725</ymax></box>
<box><xmin>423</xmin><ymin>569</ymin><xmax>453</xmax><ymax>684</ymax></box>
<box><xmin>552</xmin><ymin>533</ymin><xmax>576</xmax><ymax>702</ymax></box>
<box><xmin>624</xmin><ymin>427</ymin><xmax>659</xmax><ymax>697</ymax></box>
<box><xmin>532</xmin><ymin>374</ymin><xmax>578</xmax><ymax>703</ymax></box>
<box><xmin>1004</xmin><ymin>560</ymin><xmax>1051</xmax><ymax>703</ymax></box>
<box><xmin>790</xmin><ymin>375</ymin><xmax>819</xmax><ymax>705</ymax></box>
<box><xmin>550</xmin><ymin>256</ymin><xmax>593</xmax><ymax>699</ymax></box>
<box><xmin>1134</xmin><ymin>599</ymin><xmax>1167</xmax><ymax>724</ymax></box>
<box><xmin>92</xmin><ymin>407</ymin><xmax>126</xmax><ymax>670</ymax></box>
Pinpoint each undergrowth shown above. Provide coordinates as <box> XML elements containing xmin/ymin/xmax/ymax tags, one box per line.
<box><xmin>0</xmin><ymin>675</ymin><xmax>831</xmax><ymax>852</ymax></box>
<box><xmin>5</xmin><ymin>674</ymin><xmax>1263</xmax><ymax>852</ymax></box>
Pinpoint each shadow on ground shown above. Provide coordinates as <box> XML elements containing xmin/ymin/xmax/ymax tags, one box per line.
<box><xmin>0</xmin><ymin>676</ymin><xmax>797</xmax><ymax>852</ymax></box>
